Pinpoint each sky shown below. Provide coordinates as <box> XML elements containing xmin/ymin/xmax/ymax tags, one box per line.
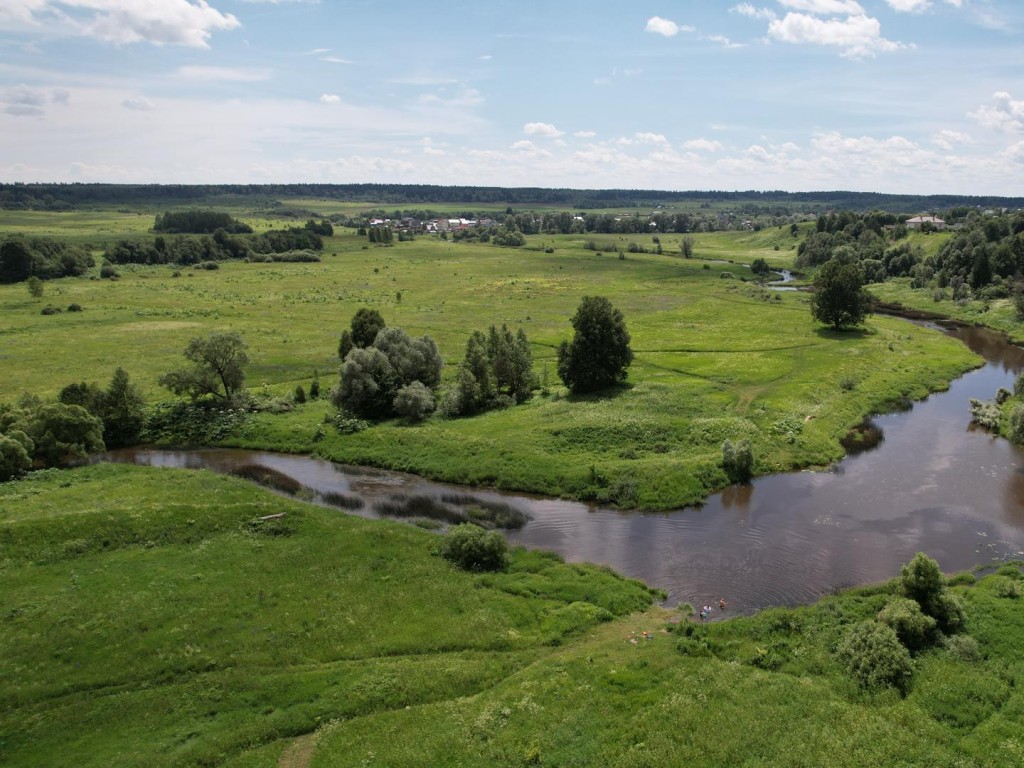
<box><xmin>1</xmin><ymin>0</ymin><xmax>1023</xmax><ymax>195</ymax></box>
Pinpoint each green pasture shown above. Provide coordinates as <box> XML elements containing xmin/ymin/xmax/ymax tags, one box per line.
<box><xmin>0</xmin><ymin>220</ymin><xmax>979</xmax><ymax>508</ymax></box>
<box><xmin>1</xmin><ymin>464</ymin><xmax>1020</xmax><ymax>767</ymax></box>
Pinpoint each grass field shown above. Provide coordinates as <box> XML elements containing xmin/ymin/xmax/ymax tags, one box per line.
<box><xmin>1</xmin><ymin>464</ymin><xmax>1021</xmax><ymax>767</ymax></box>
<box><xmin>0</xmin><ymin>213</ymin><xmax>980</xmax><ymax>508</ymax></box>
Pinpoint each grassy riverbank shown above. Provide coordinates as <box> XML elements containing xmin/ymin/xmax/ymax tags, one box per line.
<box><xmin>871</xmin><ymin>278</ymin><xmax>1024</xmax><ymax>343</ymax></box>
<box><xmin>0</xmin><ymin>212</ymin><xmax>981</xmax><ymax>508</ymax></box>
<box><xmin>1</xmin><ymin>464</ymin><xmax>1021</xmax><ymax>767</ymax></box>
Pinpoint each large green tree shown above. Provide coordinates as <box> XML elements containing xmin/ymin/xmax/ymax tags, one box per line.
<box><xmin>556</xmin><ymin>296</ymin><xmax>633</xmax><ymax>394</ymax></box>
<box><xmin>810</xmin><ymin>258</ymin><xmax>872</xmax><ymax>330</ymax></box>
<box><xmin>159</xmin><ymin>332</ymin><xmax>249</xmax><ymax>402</ymax></box>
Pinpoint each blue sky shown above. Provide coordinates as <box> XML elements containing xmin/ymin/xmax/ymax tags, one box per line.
<box><xmin>1</xmin><ymin>0</ymin><xmax>1023</xmax><ymax>194</ymax></box>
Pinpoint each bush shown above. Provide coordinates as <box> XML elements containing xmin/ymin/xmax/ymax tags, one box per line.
<box><xmin>67</xmin><ymin>303</ymin><xmax>83</xmax><ymax>312</ymax></box>
<box><xmin>722</xmin><ymin>439</ymin><xmax>754</xmax><ymax>482</ymax></box>
<box><xmin>100</xmin><ymin>263</ymin><xmax>119</xmax><ymax>279</ymax></box>
<box><xmin>0</xmin><ymin>434</ymin><xmax>32</xmax><ymax>482</ymax></box>
<box><xmin>293</xmin><ymin>384</ymin><xmax>307</xmax><ymax>404</ymax></box>
<box><xmin>439</xmin><ymin>523</ymin><xmax>508</xmax><ymax>572</ymax></box>
<box><xmin>40</xmin><ymin>305</ymin><xmax>62</xmax><ymax>315</ymax></box>
<box><xmin>877</xmin><ymin>597</ymin><xmax>937</xmax><ymax>651</ymax></box>
<box><xmin>993</xmin><ymin>576</ymin><xmax>1021</xmax><ymax>599</ymax></box>
<box><xmin>199</xmin><ymin>260</ymin><xmax>220</xmax><ymax>270</ymax></box>
<box><xmin>837</xmin><ymin>620</ymin><xmax>913</xmax><ymax>693</ymax></box>
<box><xmin>1009</xmin><ymin>404</ymin><xmax>1024</xmax><ymax>444</ymax></box>
<box><xmin>944</xmin><ymin>634</ymin><xmax>981</xmax><ymax>663</ymax></box>
<box><xmin>393</xmin><ymin>381</ymin><xmax>435</xmax><ymax>421</ymax></box>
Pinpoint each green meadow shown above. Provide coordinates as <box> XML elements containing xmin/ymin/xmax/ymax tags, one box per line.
<box><xmin>1</xmin><ymin>464</ymin><xmax>1021</xmax><ymax>767</ymax></box>
<box><xmin>0</xmin><ymin>213</ymin><xmax>979</xmax><ymax>508</ymax></box>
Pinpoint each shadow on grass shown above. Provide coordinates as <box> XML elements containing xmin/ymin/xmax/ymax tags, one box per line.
<box><xmin>561</xmin><ymin>382</ymin><xmax>635</xmax><ymax>403</ymax></box>
<box><xmin>812</xmin><ymin>325</ymin><xmax>875</xmax><ymax>341</ymax></box>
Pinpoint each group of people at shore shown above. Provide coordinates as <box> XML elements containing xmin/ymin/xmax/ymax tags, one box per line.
<box><xmin>698</xmin><ymin>598</ymin><xmax>727</xmax><ymax>621</ymax></box>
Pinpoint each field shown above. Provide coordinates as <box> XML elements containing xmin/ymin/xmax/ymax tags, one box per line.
<box><xmin>0</xmin><ymin>212</ymin><xmax>979</xmax><ymax>508</ymax></box>
<box><xmin>1</xmin><ymin>464</ymin><xmax>1021</xmax><ymax>767</ymax></box>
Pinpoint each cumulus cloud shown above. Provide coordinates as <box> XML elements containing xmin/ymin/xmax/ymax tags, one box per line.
<box><xmin>932</xmin><ymin>129</ymin><xmax>971</xmax><ymax>150</ymax></box>
<box><xmin>2</xmin><ymin>84</ymin><xmax>70</xmax><ymax>117</ymax></box>
<box><xmin>768</xmin><ymin>12</ymin><xmax>907</xmax><ymax>58</ymax></box>
<box><xmin>969</xmin><ymin>91</ymin><xmax>1024</xmax><ymax>133</ymax></box>
<box><xmin>319</xmin><ymin>93</ymin><xmax>340</xmax><ymax>104</ymax></box>
<box><xmin>523</xmin><ymin>122</ymin><xmax>564</xmax><ymax>138</ymax></box>
<box><xmin>779</xmin><ymin>0</ymin><xmax>864</xmax><ymax>13</ymax></box>
<box><xmin>0</xmin><ymin>1</ymin><xmax>241</xmax><ymax>49</ymax></box>
<box><xmin>684</xmin><ymin>138</ymin><xmax>725</xmax><ymax>152</ymax></box>
<box><xmin>121</xmin><ymin>95</ymin><xmax>154</xmax><ymax>110</ymax></box>
<box><xmin>886</xmin><ymin>0</ymin><xmax>963</xmax><ymax>11</ymax></box>
<box><xmin>730</xmin><ymin>3</ymin><xmax>777</xmax><ymax>20</ymax></box>
<box><xmin>645</xmin><ymin>16</ymin><xmax>694</xmax><ymax>37</ymax></box>
<box><xmin>705</xmin><ymin>34</ymin><xmax>745</xmax><ymax>49</ymax></box>
<box><xmin>574</xmin><ymin>130</ymin><xmax>597</xmax><ymax>138</ymax></box>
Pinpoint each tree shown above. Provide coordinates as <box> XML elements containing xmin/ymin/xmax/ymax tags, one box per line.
<box><xmin>334</xmin><ymin>347</ymin><xmax>395</xmax><ymax>418</ymax></box>
<box><xmin>19</xmin><ymin>403</ymin><xmax>104</xmax><ymax>466</ymax></box>
<box><xmin>393</xmin><ymin>381</ymin><xmax>435</xmax><ymax>421</ymax></box>
<box><xmin>349</xmin><ymin>308</ymin><xmax>386</xmax><ymax>349</ymax></box>
<box><xmin>0</xmin><ymin>239</ymin><xmax>32</xmax><ymax>283</ymax></box>
<box><xmin>722</xmin><ymin>439</ymin><xmax>754</xmax><ymax>482</ymax></box>
<box><xmin>810</xmin><ymin>258</ymin><xmax>872</xmax><ymax>330</ymax></box>
<box><xmin>335</xmin><ymin>327</ymin><xmax>443</xmax><ymax>419</ymax></box>
<box><xmin>556</xmin><ymin>296</ymin><xmax>633</xmax><ymax>394</ymax></box>
<box><xmin>102</xmin><ymin>368</ymin><xmax>146</xmax><ymax>447</ymax></box>
<box><xmin>750</xmin><ymin>258</ymin><xmax>770</xmax><ymax>277</ymax></box>
<box><xmin>159</xmin><ymin>332</ymin><xmax>249</xmax><ymax>402</ymax></box>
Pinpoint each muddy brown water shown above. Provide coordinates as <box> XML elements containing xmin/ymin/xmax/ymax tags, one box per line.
<box><xmin>100</xmin><ymin>323</ymin><xmax>1024</xmax><ymax>616</ymax></box>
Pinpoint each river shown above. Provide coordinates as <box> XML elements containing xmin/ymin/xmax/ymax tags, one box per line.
<box><xmin>99</xmin><ymin>323</ymin><xmax>1024</xmax><ymax>616</ymax></box>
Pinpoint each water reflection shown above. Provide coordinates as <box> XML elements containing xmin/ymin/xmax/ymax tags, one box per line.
<box><xmin>99</xmin><ymin>325</ymin><xmax>1024</xmax><ymax>617</ymax></box>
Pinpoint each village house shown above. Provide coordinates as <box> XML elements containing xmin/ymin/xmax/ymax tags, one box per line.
<box><xmin>905</xmin><ymin>215</ymin><xmax>946</xmax><ymax>231</ymax></box>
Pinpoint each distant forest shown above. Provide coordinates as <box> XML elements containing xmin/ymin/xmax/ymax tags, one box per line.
<box><xmin>2</xmin><ymin>183</ymin><xmax>1023</xmax><ymax>214</ymax></box>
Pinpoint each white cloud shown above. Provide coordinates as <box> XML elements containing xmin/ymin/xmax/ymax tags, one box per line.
<box><xmin>0</xmin><ymin>1</ymin><xmax>241</xmax><ymax>49</ymax></box>
<box><xmin>768</xmin><ymin>13</ymin><xmax>907</xmax><ymax>58</ymax></box>
<box><xmin>121</xmin><ymin>95</ymin><xmax>154</xmax><ymax>110</ymax></box>
<box><xmin>932</xmin><ymin>129</ymin><xmax>971</xmax><ymax>150</ymax></box>
<box><xmin>886</xmin><ymin>0</ymin><xmax>964</xmax><ymax>11</ymax></box>
<box><xmin>2</xmin><ymin>83</ymin><xmax>69</xmax><ymax>116</ymax></box>
<box><xmin>633</xmin><ymin>132</ymin><xmax>669</xmax><ymax>146</ymax></box>
<box><xmin>645</xmin><ymin>16</ymin><xmax>694</xmax><ymax>37</ymax></box>
<box><xmin>319</xmin><ymin>56</ymin><xmax>352</xmax><ymax>64</ymax></box>
<box><xmin>176</xmin><ymin>65</ymin><xmax>271</xmax><ymax>81</ymax></box>
<box><xmin>778</xmin><ymin>0</ymin><xmax>864</xmax><ymax>14</ymax></box>
<box><xmin>574</xmin><ymin>130</ymin><xmax>596</xmax><ymax>138</ymax></box>
<box><xmin>319</xmin><ymin>93</ymin><xmax>339</xmax><ymax>104</ymax></box>
<box><xmin>684</xmin><ymin>138</ymin><xmax>724</xmax><ymax>152</ymax></box>
<box><xmin>523</xmin><ymin>121</ymin><xmax>564</xmax><ymax>138</ymax></box>
<box><xmin>969</xmin><ymin>91</ymin><xmax>1024</xmax><ymax>133</ymax></box>
<box><xmin>419</xmin><ymin>87</ymin><xmax>484</xmax><ymax>107</ymax></box>
<box><xmin>705</xmin><ymin>34</ymin><xmax>745</xmax><ymax>49</ymax></box>
<box><xmin>730</xmin><ymin>4</ymin><xmax>777</xmax><ymax>20</ymax></box>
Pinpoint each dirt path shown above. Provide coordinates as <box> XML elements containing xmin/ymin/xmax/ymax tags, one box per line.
<box><xmin>278</xmin><ymin>732</ymin><xmax>319</xmax><ymax>768</ymax></box>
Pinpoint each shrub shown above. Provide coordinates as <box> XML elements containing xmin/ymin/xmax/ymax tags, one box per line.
<box><xmin>968</xmin><ymin>398</ymin><xmax>1000</xmax><ymax>430</ymax></box>
<box><xmin>944</xmin><ymin>634</ymin><xmax>981</xmax><ymax>663</ymax></box>
<box><xmin>199</xmin><ymin>260</ymin><xmax>220</xmax><ymax>270</ymax></box>
<box><xmin>40</xmin><ymin>305</ymin><xmax>62</xmax><ymax>315</ymax></box>
<box><xmin>100</xmin><ymin>263</ymin><xmax>119</xmax><ymax>279</ymax></box>
<box><xmin>67</xmin><ymin>303</ymin><xmax>83</xmax><ymax>312</ymax></box>
<box><xmin>393</xmin><ymin>381</ymin><xmax>435</xmax><ymax>421</ymax></box>
<box><xmin>993</xmin><ymin>577</ymin><xmax>1021</xmax><ymax>599</ymax></box>
<box><xmin>439</xmin><ymin>523</ymin><xmax>509</xmax><ymax>572</ymax></box>
<box><xmin>293</xmin><ymin>384</ymin><xmax>307</xmax><ymax>404</ymax></box>
<box><xmin>1009</xmin><ymin>404</ymin><xmax>1024</xmax><ymax>444</ymax></box>
<box><xmin>877</xmin><ymin>597</ymin><xmax>937</xmax><ymax>651</ymax></box>
<box><xmin>0</xmin><ymin>434</ymin><xmax>32</xmax><ymax>482</ymax></box>
<box><xmin>722</xmin><ymin>439</ymin><xmax>754</xmax><ymax>482</ymax></box>
<box><xmin>837</xmin><ymin>620</ymin><xmax>913</xmax><ymax>693</ymax></box>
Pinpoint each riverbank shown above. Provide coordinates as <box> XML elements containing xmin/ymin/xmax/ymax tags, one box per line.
<box><xmin>871</xmin><ymin>278</ymin><xmax>1024</xmax><ymax>344</ymax></box>
<box><xmin>2</xmin><ymin>462</ymin><xmax>1021</xmax><ymax>767</ymax></box>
